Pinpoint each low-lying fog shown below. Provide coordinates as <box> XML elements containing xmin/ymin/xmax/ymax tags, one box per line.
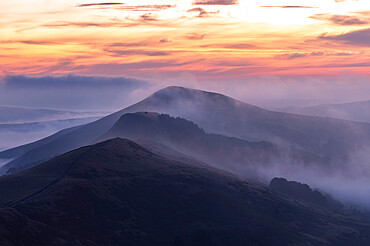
<box><xmin>0</xmin><ymin>159</ymin><xmax>12</xmax><ymax>168</ymax></box>
<box><xmin>251</xmin><ymin>162</ymin><xmax>370</xmax><ymax>209</ymax></box>
<box><xmin>1</xmin><ymin>74</ymin><xmax>369</xmax><ymax>210</ymax></box>
<box><xmin>230</xmin><ymin>146</ymin><xmax>370</xmax><ymax>209</ymax></box>
<box><xmin>0</xmin><ymin>117</ymin><xmax>102</xmax><ymax>151</ymax></box>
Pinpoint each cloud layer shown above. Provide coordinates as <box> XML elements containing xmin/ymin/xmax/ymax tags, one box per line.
<box><xmin>0</xmin><ymin>75</ymin><xmax>150</xmax><ymax>110</ymax></box>
<box><xmin>0</xmin><ymin>0</ymin><xmax>369</xmax><ymax>79</ymax></box>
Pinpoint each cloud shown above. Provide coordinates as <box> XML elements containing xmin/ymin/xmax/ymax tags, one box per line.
<box><xmin>41</xmin><ymin>16</ymin><xmax>169</xmax><ymax>29</ymax></box>
<box><xmin>261</xmin><ymin>6</ymin><xmax>317</xmax><ymax>9</ymax></box>
<box><xmin>159</xmin><ymin>38</ymin><xmax>171</xmax><ymax>43</ymax></box>
<box><xmin>2</xmin><ymin>75</ymin><xmax>144</xmax><ymax>89</ymax></box>
<box><xmin>320</xmin><ymin>28</ymin><xmax>370</xmax><ymax>47</ymax></box>
<box><xmin>311</xmin><ymin>14</ymin><xmax>369</xmax><ymax>26</ymax></box>
<box><xmin>274</xmin><ymin>51</ymin><xmax>354</xmax><ymax>59</ymax></box>
<box><xmin>334</xmin><ymin>0</ymin><xmax>359</xmax><ymax>2</ymax></box>
<box><xmin>76</xmin><ymin>2</ymin><xmax>124</xmax><ymax>7</ymax></box>
<box><xmin>0</xmin><ymin>75</ymin><xmax>150</xmax><ymax>110</ymax></box>
<box><xmin>19</xmin><ymin>40</ymin><xmax>57</xmax><ymax>45</ymax></box>
<box><xmin>193</xmin><ymin>0</ymin><xmax>238</xmax><ymax>5</ymax></box>
<box><xmin>276</xmin><ymin>52</ymin><xmax>321</xmax><ymax>59</ymax></box>
<box><xmin>116</xmin><ymin>5</ymin><xmax>176</xmax><ymax>11</ymax></box>
<box><xmin>187</xmin><ymin>7</ymin><xmax>220</xmax><ymax>17</ymax></box>
<box><xmin>87</xmin><ymin>59</ymin><xmax>199</xmax><ymax>71</ymax></box>
<box><xmin>104</xmin><ymin>48</ymin><xmax>170</xmax><ymax>57</ymax></box>
<box><xmin>185</xmin><ymin>33</ymin><xmax>206</xmax><ymax>40</ymax></box>
<box><xmin>108</xmin><ymin>42</ymin><xmax>149</xmax><ymax>48</ymax></box>
<box><xmin>202</xmin><ymin>43</ymin><xmax>257</xmax><ymax>49</ymax></box>
<box><xmin>138</xmin><ymin>13</ymin><xmax>158</xmax><ymax>22</ymax></box>
<box><xmin>101</xmin><ymin>40</ymin><xmax>172</xmax><ymax>50</ymax></box>
<box><xmin>42</xmin><ymin>21</ymin><xmax>126</xmax><ymax>28</ymax></box>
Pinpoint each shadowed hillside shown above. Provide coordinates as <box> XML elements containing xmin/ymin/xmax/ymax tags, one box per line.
<box><xmin>0</xmin><ymin>138</ymin><xmax>370</xmax><ymax>245</ymax></box>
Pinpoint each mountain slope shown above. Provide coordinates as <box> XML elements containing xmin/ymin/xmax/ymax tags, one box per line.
<box><xmin>279</xmin><ymin>100</ymin><xmax>370</xmax><ymax>123</ymax></box>
<box><xmin>98</xmin><ymin>112</ymin><xmax>326</xmax><ymax>177</ymax></box>
<box><xmin>2</xmin><ymin>86</ymin><xmax>370</xmax><ymax>175</ymax></box>
<box><xmin>0</xmin><ymin>138</ymin><xmax>370</xmax><ymax>246</ymax></box>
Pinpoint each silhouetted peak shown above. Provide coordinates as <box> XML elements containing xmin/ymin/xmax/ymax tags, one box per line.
<box><xmin>104</xmin><ymin>112</ymin><xmax>205</xmax><ymax>140</ymax></box>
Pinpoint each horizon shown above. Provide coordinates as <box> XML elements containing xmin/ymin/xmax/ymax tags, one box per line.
<box><xmin>0</xmin><ymin>1</ymin><xmax>369</xmax><ymax>110</ymax></box>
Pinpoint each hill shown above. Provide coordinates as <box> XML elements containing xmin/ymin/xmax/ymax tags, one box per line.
<box><xmin>0</xmin><ymin>138</ymin><xmax>369</xmax><ymax>245</ymax></box>
<box><xmin>98</xmin><ymin>112</ymin><xmax>326</xmax><ymax>177</ymax></box>
<box><xmin>1</xmin><ymin>86</ymin><xmax>370</xmax><ymax>175</ymax></box>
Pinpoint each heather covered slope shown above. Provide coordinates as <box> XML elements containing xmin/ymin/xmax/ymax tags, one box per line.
<box><xmin>2</xmin><ymin>86</ymin><xmax>370</xmax><ymax>175</ymax></box>
<box><xmin>0</xmin><ymin>138</ymin><xmax>370</xmax><ymax>246</ymax></box>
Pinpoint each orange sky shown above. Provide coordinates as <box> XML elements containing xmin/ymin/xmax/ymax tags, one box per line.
<box><xmin>0</xmin><ymin>0</ymin><xmax>369</xmax><ymax>80</ymax></box>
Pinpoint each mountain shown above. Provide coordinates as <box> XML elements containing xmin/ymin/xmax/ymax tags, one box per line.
<box><xmin>1</xmin><ymin>86</ymin><xmax>370</xmax><ymax>175</ymax></box>
<box><xmin>98</xmin><ymin>112</ymin><xmax>325</xmax><ymax>177</ymax></box>
<box><xmin>279</xmin><ymin>100</ymin><xmax>370</xmax><ymax>123</ymax></box>
<box><xmin>0</xmin><ymin>138</ymin><xmax>370</xmax><ymax>245</ymax></box>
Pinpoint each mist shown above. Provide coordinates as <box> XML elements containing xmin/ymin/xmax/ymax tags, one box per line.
<box><xmin>2</xmin><ymin>74</ymin><xmax>370</xmax><ymax>112</ymax></box>
<box><xmin>152</xmin><ymin>74</ymin><xmax>370</xmax><ymax>108</ymax></box>
<box><xmin>0</xmin><ymin>75</ymin><xmax>151</xmax><ymax>111</ymax></box>
<box><xmin>0</xmin><ymin>117</ymin><xmax>101</xmax><ymax>151</ymax></box>
<box><xmin>1</xmin><ymin>74</ymin><xmax>370</xmax><ymax>210</ymax></box>
<box><xmin>0</xmin><ymin>159</ymin><xmax>12</xmax><ymax>168</ymax></box>
<box><xmin>237</xmin><ymin>153</ymin><xmax>370</xmax><ymax>209</ymax></box>
<box><xmin>199</xmin><ymin>143</ymin><xmax>370</xmax><ymax>209</ymax></box>
<box><xmin>126</xmin><ymin>86</ymin><xmax>370</xmax><ymax>209</ymax></box>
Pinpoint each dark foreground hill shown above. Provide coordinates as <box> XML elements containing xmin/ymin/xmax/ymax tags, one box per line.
<box><xmin>0</xmin><ymin>138</ymin><xmax>370</xmax><ymax>245</ymax></box>
<box><xmin>2</xmin><ymin>86</ymin><xmax>370</xmax><ymax>175</ymax></box>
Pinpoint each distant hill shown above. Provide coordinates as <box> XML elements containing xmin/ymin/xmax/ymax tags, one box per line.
<box><xmin>0</xmin><ymin>106</ymin><xmax>106</xmax><ymax>151</ymax></box>
<box><xmin>279</xmin><ymin>100</ymin><xmax>370</xmax><ymax>123</ymax></box>
<box><xmin>98</xmin><ymin>112</ymin><xmax>325</xmax><ymax>177</ymax></box>
<box><xmin>0</xmin><ymin>117</ymin><xmax>101</xmax><ymax>152</ymax></box>
<box><xmin>0</xmin><ymin>105</ymin><xmax>106</xmax><ymax>124</ymax></box>
<box><xmin>0</xmin><ymin>138</ymin><xmax>369</xmax><ymax>245</ymax></box>
<box><xmin>1</xmin><ymin>86</ymin><xmax>370</xmax><ymax>176</ymax></box>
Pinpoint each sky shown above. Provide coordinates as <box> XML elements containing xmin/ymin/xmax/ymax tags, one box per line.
<box><xmin>0</xmin><ymin>0</ymin><xmax>370</xmax><ymax>108</ymax></box>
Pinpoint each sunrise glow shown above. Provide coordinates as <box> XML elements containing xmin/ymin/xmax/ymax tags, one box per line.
<box><xmin>0</xmin><ymin>0</ymin><xmax>369</xmax><ymax>80</ymax></box>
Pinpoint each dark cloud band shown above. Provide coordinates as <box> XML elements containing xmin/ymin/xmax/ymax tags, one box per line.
<box><xmin>193</xmin><ymin>0</ymin><xmax>238</xmax><ymax>5</ymax></box>
<box><xmin>76</xmin><ymin>2</ymin><xmax>124</xmax><ymax>7</ymax></box>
